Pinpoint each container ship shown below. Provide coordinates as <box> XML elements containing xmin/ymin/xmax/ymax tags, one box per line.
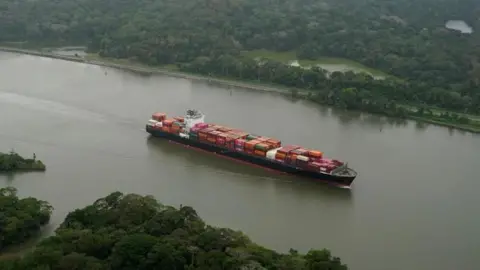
<box><xmin>146</xmin><ymin>109</ymin><xmax>357</xmax><ymax>188</ymax></box>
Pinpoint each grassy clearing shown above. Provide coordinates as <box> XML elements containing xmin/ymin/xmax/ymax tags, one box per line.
<box><xmin>410</xmin><ymin>116</ymin><xmax>480</xmax><ymax>133</ymax></box>
<box><xmin>85</xmin><ymin>54</ymin><xmax>180</xmax><ymax>71</ymax></box>
<box><xmin>242</xmin><ymin>49</ymin><xmax>391</xmax><ymax>78</ymax></box>
<box><xmin>400</xmin><ymin>104</ymin><xmax>480</xmax><ymax>121</ymax></box>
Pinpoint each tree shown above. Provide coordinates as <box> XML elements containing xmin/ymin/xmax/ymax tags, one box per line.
<box><xmin>0</xmin><ymin>187</ymin><xmax>53</xmax><ymax>251</ymax></box>
<box><xmin>0</xmin><ymin>192</ymin><xmax>348</xmax><ymax>269</ymax></box>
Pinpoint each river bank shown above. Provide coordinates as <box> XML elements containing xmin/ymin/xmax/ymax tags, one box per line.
<box><xmin>1</xmin><ymin>46</ymin><xmax>478</xmax><ymax>134</ymax></box>
<box><xmin>0</xmin><ymin>46</ymin><xmax>306</xmax><ymax>96</ymax></box>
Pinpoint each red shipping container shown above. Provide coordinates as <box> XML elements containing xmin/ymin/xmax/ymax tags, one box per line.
<box><xmin>173</xmin><ymin>116</ymin><xmax>184</xmax><ymax>122</ymax></box>
<box><xmin>226</xmin><ymin>141</ymin><xmax>235</xmax><ymax>149</ymax></box>
<box><xmin>152</xmin><ymin>112</ymin><xmax>166</xmax><ymax>121</ymax></box>
<box><xmin>235</xmin><ymin>139</ymin><xmax>246</xmax><ymax>146</ymax></box>
<box><xmin>161</xmin><ymin>126</ymin><xmax>170</xmax><ymax>133</ymax></box>
<box><xmin>163</xmin><ymin>119</ymin><xmax>174</xmax><ymax>126</ymax></box>
<box><xmin>245</xmin><ymin>149</ymin><xmax>254</xmax><ymax>155</ymax></box>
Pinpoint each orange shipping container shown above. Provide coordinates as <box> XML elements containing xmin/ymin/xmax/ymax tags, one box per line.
<box><xmin>267</xmin><ymin>139</ymin><xmax>281</xmax><ymax>144</ymax></box>
<box><xmin>286</xmin><ymin>153</ymin><xmax>298</xmax><ymax>160</ymax></box>
<box><xmin>255</xmin><ymin>143</ymin><xmax>271</xmax><ymax>151</ymax></box>
<box><xmin>275</xmin><ymin>152</ymin><xmax>286</xmax><ymax>160</ymax></box>
<box><xmin>228</xmin><ymin>135</ymin><xmax>242</xmax><ymax>140</ymax></box>
<box><xmin>217</xmin><ymin>133</ymin><xmax>228</xmax><ymax>139</ymax></box>
<box><xmin>308</xmin><ymin>150</ymin><xmax>323</xmax><ymax>158</ymax></box>
<box><xmin>254</xmin><ymin>150</ymin><xmax>266</xmax><ymax>156</ymax></box>
<box><xmin>161</xmin><ymin>126</ymin><xmax>170</xmax><ymax>132</ymax></box>
<box><xmin>265</xmin><ymin>140</ymin><xmax>281</xmax><ymax>148</ymax></box>
<box><xmin>231</xmin><ymin>132</ymin><xmax>249</xmax><ymax>138</ymax></box>
<box><xmin>207</xmin><ymin>137</ymin><xmax>216</xmax><ymax>143</ymax></box>
<box><xmin>256</xmin><ymin>137</ymin><xmax>269</xmax><ymax>142</ymax></box>
<box><xmin>218</xmin><ymin>127</ymin><xmax>232</xmax><ymax>132</ymax></box>
<box><xmin>267</xmin><ymin>139</ymin><xmax>280</xmax><ymax>144</ymax></box>
<box><xmin>245</xmin><ymin>140</ymin><xmax>259</xmax><ymax>150</ymax></box>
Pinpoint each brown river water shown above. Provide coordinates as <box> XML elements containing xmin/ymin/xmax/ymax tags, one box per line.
<box><xmin>0</xmin><ymin>52</ymin><xmax>479</xmax><ymax>270</ymax></box>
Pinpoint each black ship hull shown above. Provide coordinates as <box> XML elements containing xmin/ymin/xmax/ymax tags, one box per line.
<box><xmin>146</xmin><ymin>126</ymin><xmax>355</xmax><ymax>188</ymax></box>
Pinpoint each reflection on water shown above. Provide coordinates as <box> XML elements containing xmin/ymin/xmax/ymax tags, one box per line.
<box><xmin>415</xmin><ymin>121</ymin><xmax>428</xmax><ymax>131</ymax></box>
<box><xmin>0</xmin><ymin>171</ymin><xmax>45</xmax><ymax>184</ymax></box>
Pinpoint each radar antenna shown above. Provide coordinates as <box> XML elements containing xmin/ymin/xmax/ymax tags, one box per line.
<box><xmin>186</xmin><ymin>109</ymin><xmax>197</xmax><ymax>116</ymax></box>
<box><xmin>186</xmin><ymin>109</ymin><xmax>202</xmax><ymax>118</ymax></box>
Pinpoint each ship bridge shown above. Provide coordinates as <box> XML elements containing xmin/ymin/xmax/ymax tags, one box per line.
<box><xmin>184</xmin><ymin>109</ymin><xmax>205</xmax><ymax>130</ymax></box>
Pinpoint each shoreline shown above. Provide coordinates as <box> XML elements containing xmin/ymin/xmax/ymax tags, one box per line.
<box><xmin>1</xmin><ymin>46</ymin><xmax>479</xmax><ymax>134</ymax></box>
<box><xmin>0</xmin><ymin>46</ymin><xmax>304</xmax><ymax>96</ymax></box>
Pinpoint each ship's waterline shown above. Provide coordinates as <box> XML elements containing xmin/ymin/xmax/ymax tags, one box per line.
<box><xmin>145</xmin><ymin>109</ymin><xmax>356</xmax><ymax>187</ymax></box>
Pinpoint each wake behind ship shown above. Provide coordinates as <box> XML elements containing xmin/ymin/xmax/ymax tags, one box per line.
<box><xmin>146</xmin><ymin>109</ymin><xmax>357</xmax><ymax>188</ymax></box>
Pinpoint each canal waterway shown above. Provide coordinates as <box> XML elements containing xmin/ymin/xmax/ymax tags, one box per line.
<box><xmin>0</xmin><ymin>52</ymin><xmax>479</xmax><ymax>270</ymax></box>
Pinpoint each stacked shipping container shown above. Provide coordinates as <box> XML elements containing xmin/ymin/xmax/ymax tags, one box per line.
<box><xmin>154</xmin><ymin>113</ymin><xmax>340</xmax><ymax>174</ymax></box>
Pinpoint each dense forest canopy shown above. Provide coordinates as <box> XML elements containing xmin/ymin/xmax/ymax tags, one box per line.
<box><xmin>0</xmin><ymin>0</ymin><xmax>479</xmax><ymax>115</ymax></box>
<box><xmin>0</xmin><ymin>187</ymin><xmax>52</xmax><ymax>251</ymax></box>
<box><xmin>0</xmin><ymin>191</ymin><xmax>347</xmax><ymax>269</ymax></box>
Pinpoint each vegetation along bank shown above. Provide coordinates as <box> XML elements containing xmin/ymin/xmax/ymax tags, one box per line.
<box><xmin>0</xmin><ymin>0</ymin><xmax>479</xmax><ymax>132</ymax></box>
<box><xmin>0</xmin><ymin>187</ymin><xmax>53</xmax><ymax>253</ymax></box>
<box><xmin>0</xmin><ymin>191</ymin><xmax>348</xmax><ymax>269</ymax></box>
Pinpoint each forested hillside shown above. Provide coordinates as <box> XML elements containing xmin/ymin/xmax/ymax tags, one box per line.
<box><xmin>0</xmin><ymin>192</ymin><xmax>347</xmax><ymax>269</ymax></box>
<box><xmin>1</xmin><ymin>0</ymin><xmax>479</xmax><ymax>116</ymax></box>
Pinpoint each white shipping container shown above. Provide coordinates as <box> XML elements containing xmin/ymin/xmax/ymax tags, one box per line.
<box><xmin>297</xmin><ymin>155</ymin><xmax>309</xmax><ymax>162</ymax></box>
<box><xmin>147</xmin><ymin>119</ymin><xmax>159</xmax><ymax>126</ymax></box>
<box><xmin>266</xmin><ymin>147</ymin><xmax>282</xmax><ymax>160</ymax></box>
